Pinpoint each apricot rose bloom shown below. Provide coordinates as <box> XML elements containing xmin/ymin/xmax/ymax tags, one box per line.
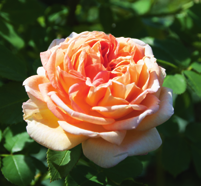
<box><xmin>22</xmin><ymin>31</ymin><xmax>174</xmax><ymax>168</ymax></box>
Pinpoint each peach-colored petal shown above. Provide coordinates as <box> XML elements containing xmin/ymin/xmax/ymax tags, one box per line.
<box><xmin>58</xmin><ymin>67</ymin><xmax>85</xmax><ymax>94</ymax></box>
<box><xmin>92</xmin><ymin>104</ymin><xmax>146</xmax><ymax>119</ymax></box>
<box><xmin>131</xmin><ymin>71</ymin><xmax>160</xmax><ymax>104</ymax></box>
<box><xmin>137</xmin><ymin>61</ymin><xmax>149</xmax><ymax>90</ymax></box>
<box><xmin>92</xmin><ymin>71</ymin><xmax>110</xmax><ymax>87</ymax></box>
<box><xmin>82</xmin><ymin>128</ymin><xmax>161</xmax><ymax>168</ymax></box>
<box><xmin>58</xmin><ymin>121</ymin><xmax>126</xmax><ymax>145</ymax></box>
<box><xmin>49</xmin><ymin>91</ymin><xmax>115</xmax><ymax>125</ymax></box>
<box><xmin>129</xmin><ymin>63</ymin><xmax>143</xmax><ymax>85</ymax></box>
<box><xmin>40</xmin><ymin>50</ymin><xmax>52</xmax><ymax>69</ymax></box>
<box><xmin>136</xmin><ymin>87</ymin><xmax>174</xmax><ymax>131</ymax></box>
<box><xmin>23</xmin><ymin>99</ymin><xmax>87</xmax><ymax>151</ymax></box>
<box><xmin>38</xmin><ymin>83</ymin><xmax>79</xmax><ymax>124</ymax></box>
<box><xmin>92</xmin><ymin>105</ymin><xmax>133</xmax><ymax>119</ymax></box>
<box><xmin>23</xmin><ymin>75</ymin><xmax>49</xmax><ymax>102</ymax></box>
<box><xmin>68</xmin><ymin>82</ymin><xmax>91</xmax><ymax>113</ymax></box>
<box><xmin>104</xmin><ymin>94</ymin><xmax>159</xmax><ymax>130</ymax></box>
<box><xmin>86</xmin><ymin>80</ymin><xmax>112</xmax><ymax>106</ymax></box>
<box><xmin>113</xmin><ymin>65</ymin><xmax>131</xmax><ymax>85</ymax></box>
<box><xmin>98</xmin><ymin>87</ymin><xmax>128</xmax><ymax>106</ymax></box>
<box><xmin>43</xmin><ymin>49</ymin><xmax>58</xmax><ymax>88</ymax></box>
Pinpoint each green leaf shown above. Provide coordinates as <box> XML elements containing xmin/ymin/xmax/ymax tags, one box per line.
<box><xmin>191</xmin><ymin>142</ymin><xmax>201</xmax><ymax>177</ymax></box>
<box><xmin>31</xmin><ymin>156</ymin><xmax>47</xmax><ymax>173</ymax></box>
<box><xmin>1</xmin><ymin>155</ymin><xmax>36</xmax><ymax>186</ymax></box>
<box><xmin>152</xmin><ymin>39</ymin><xmax>191</xmax><ymax>67</ymax></box>
<box><xmin>183</xmin><ymin>70</ymin><xmax>201</xmax><ymax>97</ymax></box>
<box><xmin>163</xmin><ymin>74</ymin><xmax>187</xmax><ymax>94</ymax></box>
<box><xmin>47</xmin><ymin>145</ymin><xmax>82</xmax><ymax>181</ymax></box>
<box><xmin>65</xmin><ymin>175</ymin><xmax>79</xmax><ymax>186</ymax></box>
<box><xmin>104</xmin><ymin>156</ymin><xmax>143</xmax><ymax>183</ymax></box>
<box><xmin>131</xmin><ymin>0</ymin><xmax>151</xmax><ymax>15</ymax></box>
<box><xmin>0</xmin><ymin>44</ymin><xmax>27</xmax><ymax>81</ymax></box>
<box><xmin>162</xmin><ymin>136</ymin><xmax>191</xmax><ymax>177</ymax></box>
<box><xmin>3</xmin><ymin>123</ymin><xmax>33</xmax><ymax>153</ymax></box>
<box><xmin>190</xmin><ymin>62</ymin><xmax>201</xmax><ymax>73</ymax></box>
<box><xmin>150</xmin><ymin>0</ymin><xmax>191</xmax><ymax>15</ymax></box>
<box><xmin>66</xmin><ymin>171</ymin><xmax>106</xmax><ymax>186</ymax></box>
<box><xmin>187</xmin><ymin>3</ymin><xmax>201</xmax><ymax>29</ymax></box>
<box><xmin>0</xmin><ymin>19</ymin><xmax>24</xmax><ymax>49</ymax></box>
<box><xmin>0</xmin><ymin>82</ymin><xmax>28</xmax><ymax>125</ymax></box>
<box><xmin>157</xmin><ymin>59</ymin><xmax>177</xmax><ymax>68</ymax></box>
<box><xmin>69</xmin><ymin>158</ymin><xmax>103</xmax><ymax>185</ymax></box>
<box><xmin>174</xmin><ymin>91</ymin><xmax>194</xmax><ymax>122</ymax></box>
<box><xmin>157</xmin><ymin>116</ymin><xmax>179</xmax><ymax>137</ymax></box>
<box><xmin>185</xmin><ymin>122</ymin><xmax>201</xmax><ymax>143</ymax></box>
<box><xmin>1</xmin><ymin>0</ymin><xmax>44</xmax><ymax>24</ymax></box>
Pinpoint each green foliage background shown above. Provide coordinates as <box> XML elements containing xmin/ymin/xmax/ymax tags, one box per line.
<box><xmin>0</xmin><ymin>0</ymin><xmax>201</xmax><ymax>185</ymax></box>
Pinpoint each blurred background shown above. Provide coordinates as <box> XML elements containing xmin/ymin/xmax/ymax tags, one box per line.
<box><xmin>1</xmin><ymin>0</ymin><xmax>201</xmax><ymax>185</ymax></box>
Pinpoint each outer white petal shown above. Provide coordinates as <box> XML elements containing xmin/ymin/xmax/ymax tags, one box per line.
<box><xmin>82</xmin><ymin>138</ymin><xmax>128</xmax><ymax>168</ymax></box>
<box><xmin>121</xmin><ymin>128</ymin><xmax>162</xmax><ymax>156</ymax></box>
<box><xmin>82</xmin><ymin>128</ymin><xmax>162</xmax><ymax>168</ymax></box>
<box><xmin>136</xmin><ymin>87</ymin><xmax>174</xmax><ymax>131</ymax></box>
<box><xmin>37</xmin><ymin>67</ymin><xmax>46</xmax><ymax>76</ymax></box>
<box><xmin>68</xmin><ymin>32</ymin><xmax>79</xmax><ymax>38</ymax></box>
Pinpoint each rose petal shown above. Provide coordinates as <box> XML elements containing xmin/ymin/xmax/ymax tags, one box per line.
<box><xmin>136</xmin><ymin>87</ymin><xmax>174</xmax><ymax>131</ymax></box>
<box><xmin>131</xmin><ymin>71</ymin><xmax>160</xmax><ymax>104</ymax></box>
<box><xmin>48</xmin><ymin>38</ymin><xmax>65</xmax><ymax>50</ymax></box>
<box><xmin>37</xmin><ymin>67</ymin><xmax>46</xmax><ymax>76</ymax></box>
<box><xmin>92</xmin><ymin>104</ymin><xmax>146</xmax><ymax>119</ymax></box>
<box><xmin>82</xmin><ymin>138</ymin><xmax>128</xmax><ymax>168</ymax></box>
<box><xmin>121</xmin><ymin>127</ymin><xmax>162</xmax><ymax>156</ymax></box>
<box><xmin>23</xmin><ymin>99</ymin><xmax>87</xmax><ymax>151</ymax></box>
<box><xmin>92</xmin><ymin>105</ymin><xmax>133</xmax><ymax>119</ymax></box>
<box><xmin>49</xmin><ymin>91</ymin><xmax>115</xmax><ymax>125</ymax></box>
<box><xmin>86</xmin><ymin>80</ymin><xmax>112</xmax><ymax>106</ymax></box>
<box><xmin>39</xmin><ymin>83</ymin><xmax>79</xmax><ymax>124</ymax></box>
<box><xmin>23</xmin><ymin>75</ymin><xmax>49</xmax><ymax>102</ymax></box>
<box><xmin>82</xmin><ymin>128</ymin><xmax>161</xmax><ymax>168</ymax></box>
<box><xmin>98</xmin><ymin>87</ymin><xmax>128</xmax><ymax>106</ymax></box>
<box><xmin>58</xmin><ymin>121</ymin><xmax>126</xmax><ymax>145</ymax></box>
<box><xmin>104</xmin><ymin>94</ymin><xmax>159</xmax><ymax>130</ymax></box>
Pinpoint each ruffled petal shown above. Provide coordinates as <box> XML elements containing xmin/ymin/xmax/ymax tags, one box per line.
<box><xmin>92</xmin><ymin>104</ymin><xmax>146</xmax><ymax>119</ymax></box>
<box><xmin>104</xmin><ymin>94</ymin><xmax>159</xmax><ymax>130</ymax></box>
<box><xmin>130</xmin><ymin>71</ymin><xmax>160</xmax><ymax>104</ymax></box>
<box><xmin>23</xmin><ymin>75</ymin><xmax>49</xmax><ymax>102</ymax></box>
<box><xmin>49</xmin><ymin>91</ymin><xmax>115</xmax><ymax>125</ymax></box>
<box><xmin>136</xmin><ymin>87</ymin><xmax>174</xmax><ymax>131</ymax></box>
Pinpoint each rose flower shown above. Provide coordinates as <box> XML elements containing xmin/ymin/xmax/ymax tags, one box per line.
<box><xmin>23</xmin><ymin>31</ymin><xmax>174</xmax><ymax>168</ymax></box>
